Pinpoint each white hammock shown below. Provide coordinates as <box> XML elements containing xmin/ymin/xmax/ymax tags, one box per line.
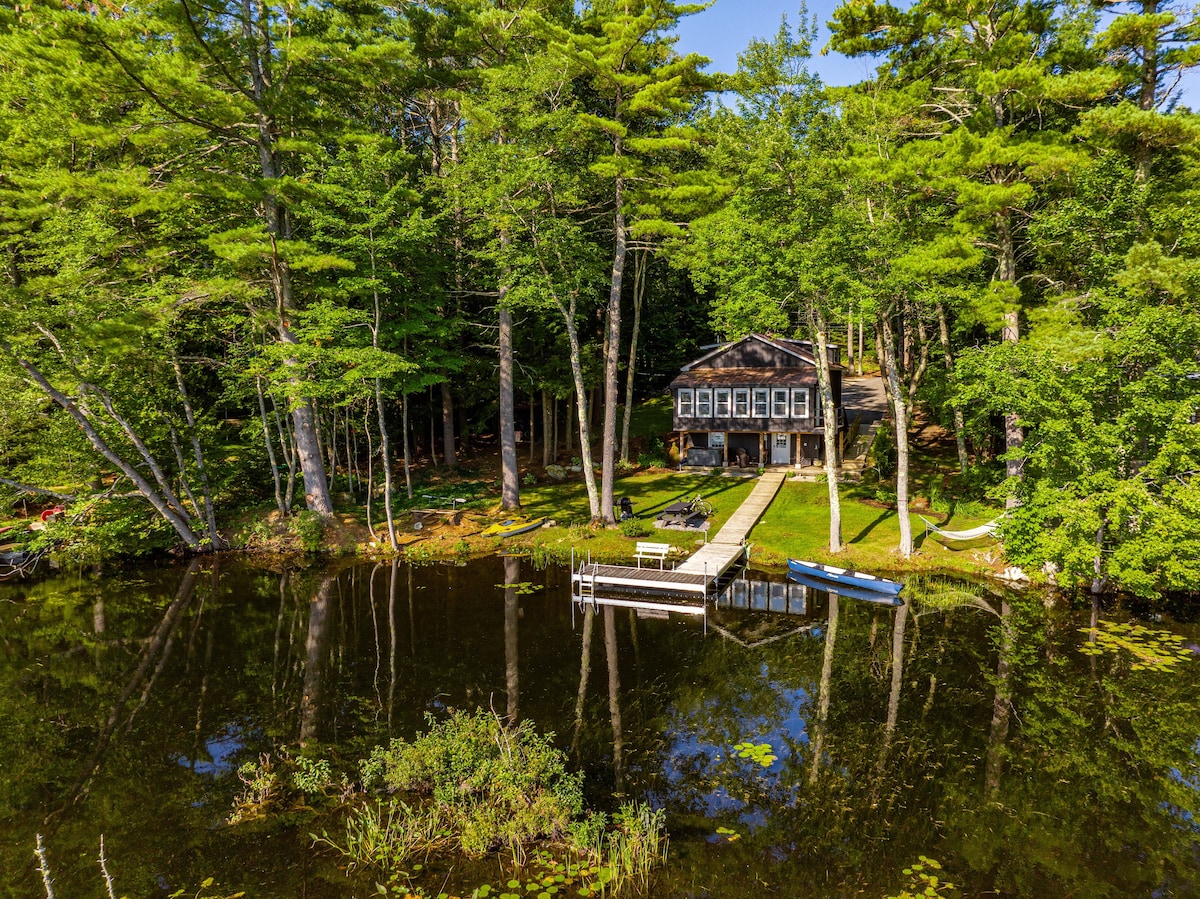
<box><xmin>920</xmin><ymin>515</ymin><xmax>1002</xmax><ymax>541</ymax></box>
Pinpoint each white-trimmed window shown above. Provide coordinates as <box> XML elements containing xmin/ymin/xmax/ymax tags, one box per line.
<box><xmin>678</xmin><ymin>388</ymin><xmax>694</xmax><ymax>417</ymax></box>
<box><xmin>710</xmin><ymin>431</ymin><xmax>726</xmax><ymax>448</ymax></box>
<box><xmin>752</xmin><ymin>388</ymin><xmax>770</xmax><ymax>417</ymax></box>
<box><xmin>733</xmin><ymin>389</ymin><xmax>750</xmax><ymax>417</ymax></box>
<box><xmin>696</xmin><ymin>389</ymin><xmax>713</xmax><ymax>417</ymax></box>
<box><xmin>791</xmin><ymin>388</ymin><xmax>809</xmax><ymax>419</ymax></box>
<box><xmin>715</xmin><ymin>388</ymin><xmax>731</xmax><ymax>418</ymax></box>
<box><xmin>771</xmin><ymin>388</ymin><xmax>789</xmax><ymax>418</ymax></box>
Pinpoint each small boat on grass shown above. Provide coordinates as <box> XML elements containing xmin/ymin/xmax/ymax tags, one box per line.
<box><xmin>787</xmin><ymin>558</ymin><xmax>904</xmax><ymax>597</ymax></box>
<box><xmin>482</xmin><ymin>517</ymin><xmax>546</xmax><ymax>538</ymax></box>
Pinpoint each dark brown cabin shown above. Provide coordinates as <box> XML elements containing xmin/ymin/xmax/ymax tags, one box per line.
<box><xmin>669</xmin><ymin>333</ymin><xmax>844</xmax><ymax>468</ymax></box>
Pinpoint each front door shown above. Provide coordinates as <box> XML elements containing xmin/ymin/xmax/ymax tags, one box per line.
<box><xmin>770</xmin><ymin>433</ymin><xmax>791</xmax><ymax>465</ymax></box>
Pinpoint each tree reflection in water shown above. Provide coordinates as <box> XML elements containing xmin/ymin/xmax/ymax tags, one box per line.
<box><xmin>0</xmin><ymin>559</ymin><xmax>1196</xmax><ymax>897</ymax></box>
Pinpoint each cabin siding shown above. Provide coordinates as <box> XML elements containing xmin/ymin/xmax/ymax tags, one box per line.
<box><xmin>672</xmin><ymin>334</ymin><xmax>845</xmax><ymax>467</ymax></box>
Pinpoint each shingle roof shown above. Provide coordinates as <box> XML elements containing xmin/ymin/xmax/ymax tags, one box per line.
<box><xmin>669</xmin><ymin>367</ymin><xmax>820</xmax><ymax>388</ymax></box>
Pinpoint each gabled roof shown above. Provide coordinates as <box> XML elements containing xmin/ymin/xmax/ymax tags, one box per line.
<box><xmin>679</xmin><ymin>333</ymin><xmax>839</xmax><ymax>372</ymax></box>
<box><xmin>669</xmin><ymin>367</ymin><xmax>819</xmax><ymax>388</ymax></box>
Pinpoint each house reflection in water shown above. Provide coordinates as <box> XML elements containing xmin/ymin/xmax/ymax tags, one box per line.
<box><xmin>716</xmin><ymin>577</ymin><xmax>807</xmax><ymax>616</ymax></box>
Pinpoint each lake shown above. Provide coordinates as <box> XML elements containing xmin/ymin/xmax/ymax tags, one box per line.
<box><xmin>1</xmin><ymin>557</ymin><xmax>1197</xmax><ymax>897</ymax></box>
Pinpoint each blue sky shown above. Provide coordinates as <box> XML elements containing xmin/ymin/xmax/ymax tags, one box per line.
<box><xmin>673</xmin><ymin>0</ymin><xmax>873</xmax><ymax>88</ymax></box>
<box><xmin>672</xmin><ymin>0</ymin><xmax>1199</xmax><ymax>108</ymax></box>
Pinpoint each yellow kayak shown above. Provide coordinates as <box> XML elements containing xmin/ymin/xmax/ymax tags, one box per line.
<box><xmin>481</xmin><ymin>517</ymin><xmax>545</xmax><ymax>537</ymax></box>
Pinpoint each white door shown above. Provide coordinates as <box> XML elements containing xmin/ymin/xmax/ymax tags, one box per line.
<box><xmin>770</xmin><ymin>433</ymin><xmax>791</xmax><ymax>465</ymax></box>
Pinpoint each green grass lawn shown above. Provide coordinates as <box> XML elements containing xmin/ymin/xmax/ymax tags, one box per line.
<box><xmin>747</xmin><ymin>479</ymin><xmax>1001</xmax><ymax>577</ymax></box>
<box><xmin>512</xmin><ymin>469</ymin><xmax>1002</xmax><ymax>577</ymax></box>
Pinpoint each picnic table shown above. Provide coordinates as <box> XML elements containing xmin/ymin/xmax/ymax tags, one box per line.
<box><xmin>658</xmin><ymin>500</ymin><xmax>707</xmax><ymax>527</ymax></box>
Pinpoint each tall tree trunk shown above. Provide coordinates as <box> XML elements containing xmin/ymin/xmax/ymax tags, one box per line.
<box><xmin>498</xmin><ymin>305</ymin><xmax>520</xmax><ymax>511</ymax></box>
<box><xmin>857</xmin><ymin>316</ymin><xmax>864</xmax><ymax>376</ymax></box>
<box><xmin>600</xmin><ymin>169</ymin><xmax>626</xmax><ymax>526</ymax></box>
<box><xmin>542</xmin><ymin>389</ymin><xmax>553</xmax><ymax>468</ymax></box>
<box><xmin>880</xmin><ymin>313</ymin><xmax>914</xmax><ymax>557</ymax></box>
<box><xmin>441</xmin><ymin>382</ymin><xmax>457</xmax><ymax>468</ymax></box>
<box><xmin>808</xmin><ymin>302</ymin><xmax>843</xmax><ymax>553</ymax></box>
<box><xmin>529</xmin><ymin>389</ymin><xmax>537</xmax><ymax>463</ymax></box>
<box><xmin>242</xmin><ymin>0</ymin><xmax>332</xmax><ymax>517</ymax></box>
<box><xmin>846</xmin><ymin>310</ymin><xmax>854</xmax><ymax>375</ymax></box>
<box><xmin>256</xmin><ymin>377</ymin><xmax>285</xmax><ymax>515</ymax></box>
<box><xmin>1091</xmin><ymin>516</ymin><xmax>1109</xmax><ymax>597</ymax></box>
<box><xmin>620</xmin><ymin>249</ymin><xmax>647</xmax><ymax>463</ymax></box>
<box><xmin>428</xmin><ymin>387</ymin><xmax>438</xmax><ymax>468</ymax></box>
<box><xmin>1135</xmin><ymin>0</ymin><xmax>1159</xmax><ymax>182</ymax></box>
<box><xmin>936</xmin><ymin>300</ymin><xmax>970</xmax><ymax>472</ymax></box>
<box><xmin>368</xmin><ymin>264</ymin><xmax>398</xmax><ymax>547</ymax></box>
<box><xmin>997</xmin><ymin>211</ymin><xmax>1024</xmax><ymax>509</ymax></box>
<box><xmin>376</xmin><ymin>382</ymin><xmax>397</xmax><ymax>550</ymax></box>
<box><xmin>269</xmin><ymin>393</ymin><xmax>297</xmax><ymax>512</ymax></box>
<box><xmin>172</xmin><ymin>357</ymin><xmax>220</xmax><ymax>545</ymax></box>
<box><xmin>565</xmin><ymin>394</ymin><xmax>574</xmax><ymax>454</ymax></box>
<box><xmin>364</xmin><ymin>403</ymin><xmax>377</xmax><ymax>541</ymax></box>
<box><xmin>400</xmin><ymin>394</ymin><xmax>413</xmax><ymax>500</ymax></box>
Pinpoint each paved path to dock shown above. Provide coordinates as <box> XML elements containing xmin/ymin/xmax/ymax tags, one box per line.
<box><xmin>674</xmin><ymin>470</ymin><xmax>786</xmax><ymax>577</ymax></box>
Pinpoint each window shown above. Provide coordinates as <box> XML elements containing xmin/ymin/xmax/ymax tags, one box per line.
<box><xmin>715</xmin><ymin>388</ymin><xmax>731</xmax><ymax>418</ymax></box>
<box><xmin>752</xmin><ymin>388</ymin><xmax>770</xmax><ymax>417</ymax></box>
<box><xmin>772</xmin><ymin>388</ymin><xmax>789</xmax><ymax>417</ymax></box>
<box><xmin>791</xmin><ymin>388</ymin><xmax>809</xmax><ymax>419</ymax></box>
<box><xmin>733</xmin><ymin>389</ymin><xmax>750</xmax><ymax>417</ymax></box>
<box><xmin>710</xmin><ymin>432</ymin><xmax>725</xmax><ymax>448</ymax></box>
<box><xmin>696</xmin><ymin>389</ymin><xmax>713</xmax><ymax>417</ymax></box>
<box><xmin>678</xmin><ymin>388</ymin><xmax>694</xmax><ymax>417</ymax></box>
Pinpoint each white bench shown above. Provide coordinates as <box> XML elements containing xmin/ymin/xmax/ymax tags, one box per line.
<box><xmin>634</xmin><ymin>541</ymin><xmax>672</xmax><ymax>569</ymax></box>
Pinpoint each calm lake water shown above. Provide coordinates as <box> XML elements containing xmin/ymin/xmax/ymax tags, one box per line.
<box><xmin>1</xmin><ymin>557</ymin><xmax>1197</xmax><ymax>898</ymax></box>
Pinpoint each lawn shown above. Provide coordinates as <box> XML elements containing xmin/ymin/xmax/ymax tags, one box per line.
<box><xmin>511</xmin><ymin>469</ymin><xmax>1003</xmax><ymax>577</ymax></box>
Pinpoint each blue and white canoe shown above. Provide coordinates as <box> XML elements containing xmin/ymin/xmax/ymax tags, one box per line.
<box><xmin>786</xmin><ymin>569</ymin><xmax>904</xmax><ymax>605</ymax></box>
<box><xmin>786</xmin><ymin>558</ymin><xmax>904</xmax><ymax>597</ymax></box>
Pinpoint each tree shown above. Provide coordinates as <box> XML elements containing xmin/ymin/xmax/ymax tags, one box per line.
<box><xmin>829</xmin><ymin>0</ymin><xmax>1112</xmax><ymax>507</ymax></box>
<box><xmin>542</xmin><ymin>0</ymin><xmax>717</xmax><ymax>524</ymax></box>
<box><xmin>680</xmin><ymin>14</ymin><xmax>850</xmax><ymax>552</ymax></box>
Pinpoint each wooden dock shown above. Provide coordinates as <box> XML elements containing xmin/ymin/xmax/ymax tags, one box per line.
<box><xmin>572</xmin><ymin>470</ymin><xmax>787</xmax><ymax>601</ymax></box>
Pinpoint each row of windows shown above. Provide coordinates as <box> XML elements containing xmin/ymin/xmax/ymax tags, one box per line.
<box><xmin>677</xmin><ymin>387</ymin><xmax>813</xmax><ymax>419</ymax></box>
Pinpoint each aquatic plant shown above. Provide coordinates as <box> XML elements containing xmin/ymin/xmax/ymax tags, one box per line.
<box><xmin>1078</xmin><ymin>621</ymin><xmax>1193</xmax><ymax>672</ymax></box>
<box><xmin>884</xmin><ymin>856</ymin><xmax>957</xmax><ymax>898</ymax></box>
<box><xmin>732</xmin><ymin>741</ymin><xmax>778</xmax><ymax>768</ymax></box>
<box><xmin>361</xmin><ymin>710</ymin><xmax>584</xmax><ymax>859</ymax></box>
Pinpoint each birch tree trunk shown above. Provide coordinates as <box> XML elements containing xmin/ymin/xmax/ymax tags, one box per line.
<box><xmin>257</xmin><ymin>377</ymin><xmax>285</xmax><ymax>514</ymax></box>
<box><xmin>808</xmin><ymin>302</ymin><xmax>843</xmax><ymax>553</ymax></box>
<box><xmin>172</xmin><ymin>358</ymin><xmax>220</xmax><ymax>545</ymax></box>
<box><xmin>620</xmin><ymin>250</ymin><xmax>646</xmax><ymax>463</ymax></box>
<box><xmin>2</xmin><ymin>343</ymin><xmax>204</xmax><ymax>550</ymax></box>
<box><xmin>880</xmin><ymin>312</ymin><xmax>914</xmax><ymax>557</ymax></box>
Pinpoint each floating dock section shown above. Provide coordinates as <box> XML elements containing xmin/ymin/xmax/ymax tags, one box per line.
<box><xmin>572</xmin><ymin>471</ymin><xmax>786</xmax><ymax>602</ymax></box>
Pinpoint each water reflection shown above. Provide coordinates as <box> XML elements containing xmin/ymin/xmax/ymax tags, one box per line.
<box><xmin>0</xmin><ymin>559</ymin><xmax>1196</xmax><ymax>898</ymax></box>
